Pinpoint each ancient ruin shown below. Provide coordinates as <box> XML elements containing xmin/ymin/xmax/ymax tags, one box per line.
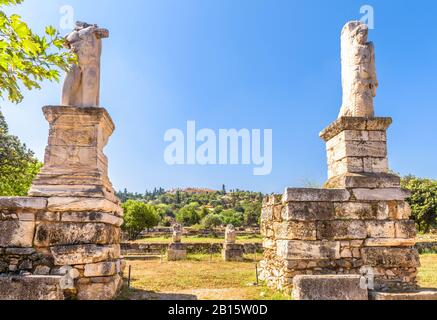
<box><xmin>0</xmin><ymin>22</ymin><xmax>124</xmax><ymax>300</ymax></box>
<box><xmin>259</xmin><ymin>21</ymin><xmax>419</xmax><ymax>293</ymax></box>
<box><xmin>339</xmin><ymin>21</ymin><xmax>378</xmax><ymax>118</ymax></box>
<box><xmin>222</xmin><ymin>224</ymin><xmax>244</xmax><ymax>261</ymax></box>
<box><xmin>61</xmin><ymin>22</ymin><xmax>109</xmax><ymax>108</ymax></box>
<box><xmin>167</xmin><ymin>224</ymin><xmax>187</xmax><ymax>261</ymax></box>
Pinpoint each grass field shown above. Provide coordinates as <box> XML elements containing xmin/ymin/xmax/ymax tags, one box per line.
<box><xmin>118</xmin><ymin>253</ymin><xmax>437</xmax><ymax>300</ymax></box>
<box><xmin>118</xmin><ymin>254</ymin><xmax>289</xmax><ymax>300</ymax></box>
<box><xmin>418</xmin><ymin>254</ymin><xmax>437</xmax><ymax>288</ymax></box>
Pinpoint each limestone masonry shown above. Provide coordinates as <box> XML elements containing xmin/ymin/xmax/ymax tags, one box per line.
<box><xmin>259</xmin><ymin>21</ymin><xmax>419</xmax><ymax>293</ymax></box>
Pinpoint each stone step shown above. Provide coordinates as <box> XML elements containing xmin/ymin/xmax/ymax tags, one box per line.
<box><xmin>0</xmin><ymin>276</ymin><xmax>65</xmax><ymax>300</ymax></box>
<box><xmin>370</xmin><ymin>290</ymin><xmax>437</xmax><ymax>300</ymax></box>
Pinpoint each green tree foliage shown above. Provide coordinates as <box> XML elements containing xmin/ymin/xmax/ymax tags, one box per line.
<box><xmin>220</xmin><ymin>209</ymin><xmax>244</xmax><ymax>227</ymax></box>
<box><xmin>122</xmin><ymin>200</ymin><xmax>159</xmax><ymax>240</ymax></box>
<box><xmin>0</xmin><ymin>0</ymin><xmax>76</xmax><ymax>195</ymax></box>
<box><xmin>201</xmin><ymin>214</ymin><xmax>223</xmax><ymax>229</ymax></box>
<box><xmin>176</xmin><ymin>202</ymin><xmax>201</xmax><ymax>226</ymax></box>
<box><xmin>0</xmin><ymin>110</ymin><xmax>42</xmax><ymax>195</ymax></box>
<box><xmin>0</xmin><ymin>0</ymin><xmax>75</xmax><ymax>104</ymax></box>
<box><xmin>243</xmin><ymin>201</ymin><xmax>262</xmax><ymax>226</ymax></box>
<box><xmin>116</xmin><ymin>188</ymin><xmax>264</xmax><ymax>228</ymax></box>
<box><xmin>401</xmin><ymin>175</ymin><xmax>437</xmax><ymax>233</ymax></box>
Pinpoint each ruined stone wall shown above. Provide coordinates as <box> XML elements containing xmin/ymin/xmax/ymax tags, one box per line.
<box><xmin>121</xmin><ymin>242</ymin><xmax>262</xmax><ymax>255</ymax></box>
<box><xmin>259</xmin><ymin>190</ymin><xmax>419</xmax><ymax>292</ymax></box>
<box><xmin>0</xmin><ymin>196</ymin><xmax>124</xmax><ymax>300</ymax></box>
<box><xmin>259</xmin><ymin>117</ymin><xmax>420</xmax><ymax>293</ymax></box>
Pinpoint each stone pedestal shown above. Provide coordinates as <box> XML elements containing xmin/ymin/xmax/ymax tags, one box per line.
<box><xmin>0</xmin><ymin>106</ymin><xmax>124</xmax><ymax>300</ymax></box>
<box><xmin>167</xmin><ymin>243</ymin><xmax>187</xmax><ymax>261</ymax></box>
<box><xmin>29</xmin><ymin>106</ymin><xmax>119</xmax><ymax>204</ymax></box>
<box><xmin>222</xmin><ymin>243</ymin><xmax>244</xmax><ymax>262</ymax></box>
<box><xmin>259</xmin><ymin>117</ymin><xmax>419</xmax><ymax>293</ymax></box>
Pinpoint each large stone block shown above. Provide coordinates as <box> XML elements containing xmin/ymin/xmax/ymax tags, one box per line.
<box><xmin>333</xmin><ymin>202</ymin><xmax>375</xmax><ymax>220</ymax></box>
<box><xmin>84</xmin><ymin>261</ymin><xmax>116</xmax><ymax>277</ymax></box>
<box><xmin>364</xmin><ymin>238</ymin><xmax>416</xmax><ymax>247</ymax></box>
<box><xmin>76</xmin><ymin>274</ymin><xmax>122</xmax><ymax>300</ymax></box>
<box><xmin>167</xmin><ymin>243</ymin><xmax>187</xmax><ymax>261</ymax></box>
<box><xmin>362</xmin><ymin>247</ymin><xmax>420</xmax><ymax>268</ymax></box>
<box><xmin>282</xmin><ymin>202</ymin><xmax>334</xmax><ymax>221</ymax></box>
<box><xmin>273</xmin><ymin>221</ymin><xmax>317</xmax><ymax>240</ymax></box>
<box><xmin>366</xmin><ymin>221</ymin><xmax>395</xmax><ymax>238</ymax></box>
<box><xmin>325</xmin><ymin>173</ymin><xmax>401</xmax><ymax>189</ymax></box>
<box><xmin>320</xmin><ymin>117</ymin><xmax>392</xmax><ymax>142</ymax></box>
<box><xmin>329</xmin><ymin>141</ymin><xmax>387</xmax><ymax>161</ymax></box>
<box><xmin>0</xmin><ymin>220</ymin><xmax>35</xmax><ymax>247</ymax></box>
<box><xmin>276</xmin><ymin>240</ymin><xmax>340</xmax><ymax>260</ymax></box>
<box><xmin>317</xmin><ymin>220</ymin><xmax>367</xmax><ymax>240</ymax></box>
<box><xmin>283</xmin><ymin>188</ymin><xmax>350</xmax><ymax>203</ymax></box>
<box><xmin>0</xmin><ymin>276</ymin><xmax>65</xmax><ymax>300</ymax></box>
<box><xmin>292</xmin><ymin>275</ymin><xmax>368</xmax><ymax>300</ymax></box>
<box><xmin>395</xmin><ymin>221</ymin><xmax>417</xmax><ymax>239</ymax></box>
<box><xmin>352</xmin><ymin>188</ymin><xmax>411</xmax><ymax>201</ymax></box>
<box><xmin>47</xmin><ymin>197</ymin><xmax>123</xmax><ymax>216</ymax></box>
<box><xmin>370</xmin><ymin>290</ymin><xmax>437</xmax><ymax>301</ymax></box>
<box><xmin>51</xmin><ymin>244</ymin><xmax>120</xmax><ymax>266</ymax></box>
<box><xmin>377</xmin><ymin>201</ymin><xmax>412</xmax><ymax>220</ymax></box>
<box><xmin>34</xmin><ymin>222</ymin><xmax>119</xmax><ymax>247</ymax></box>
<box><xmin>61</xmin><ymin>212</ymin><xmax>123</xmax><ymax>227</ymax></box>
<box><xmin>0</xmin><ymin>197</ymin><xmax>47</xmax><ymax>210</ymax></box>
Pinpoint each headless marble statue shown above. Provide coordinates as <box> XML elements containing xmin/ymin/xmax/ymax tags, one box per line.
<box><xmin>61</xmin><ymin>22</ymin><xmax>109</xmax><ymax>107</ymax></box>
<box><xmin>338</xmin><ymin>21</ymin><xmax>378</xmax><ymax>118</ymax></box>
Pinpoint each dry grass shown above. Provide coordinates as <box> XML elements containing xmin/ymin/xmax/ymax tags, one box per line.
<box><xmin>118</xmin><ymin>254</ymin><xmax>437</xmax><ymax>300</ymax></box>
<box><xmin>118</xmin><ymin>254</ymin><xmax>289</xmax><ymax>301</ymax></box>
<box><xmin>418</xmin><ymin>254</ymin><xmax>437</xmax><ymax>288</ymax></box>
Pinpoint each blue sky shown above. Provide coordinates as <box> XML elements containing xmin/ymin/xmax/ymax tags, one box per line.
<box><xmin>2</xmin><ymin>0</ymin><xmax>437</xmax><ymax>194</ymax></box>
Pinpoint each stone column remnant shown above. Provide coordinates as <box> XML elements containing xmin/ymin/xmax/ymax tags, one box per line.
<box><xmin>222</xmin><ymin>224</ymin><xmax>244</xmax><ymax>261</ymax></box>
<box><xmin>339</xmin><ymin>21</ymin><xmax>378</xmax><ymax>118</ymax></box>
<box><xmin>0</xmin><ymin>22</ymin><xmax>124</xmax><ymax>300</ymax></box>
<box><xmin>259</xmin><ymin>21</ymin><xmax>419</xmax><ymax>294</ymax></box>
<box><xmin>167</xmin><ymin>224</ymin><xmax>187</xmax><ymax>261</ymax></box>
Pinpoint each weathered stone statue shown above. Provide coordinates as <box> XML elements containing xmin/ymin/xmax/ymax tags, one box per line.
<box><xmin>225</xmin><ymin>224</ymin><xmax>236</xmax><ymax>244</ymax></box>
<box><xmin>62</xmin><ymin>22</ymin><xmax>109</xmax><ymax>107</ymax></box>
<box><xmin>222</xmin><ymin>224</ymin><xmax>243</xmax><ymax>261</ymax></box>
<box><xmin>338</xmin><ymin>21</ymin><xmax>378</xmax><ymax>118</ymax></box>
<box><xmin>172</xmin><ymin>223</ymin><xmax>183</xmax><ymax>243</ymax></box>
<box><xmin>168</xmin><ymin>224</ymin><xmax>186</xmax><ymax>261</ymax></box>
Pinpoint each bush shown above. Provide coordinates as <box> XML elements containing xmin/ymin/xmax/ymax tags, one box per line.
<box><xmin>220</xmin><ymin>209</ymin><xmax>244</xmax><ymax>227</ymax></box>
<box><xmin>122</xmin><ymin>200</ymin><xmax>159</xmax><ymax>240</ymax></box>
<box><xmin>176</xmin><ymin>203</ymin><xmax>201</xmax><ymax>226</ymax></box>
<box><xmin>201</xmin><ymin>214</ymin><xmax>223</xmax><ymax>229</ymax></box>
<box><xmin>160</xmin><ymin>216</ymin><xmax>174</xmax><ymax>227</ymax></box>
<box><xmin>402</xmin><ymin>175</ymin><xmax>437</xmax><ymax>233</ymax></box>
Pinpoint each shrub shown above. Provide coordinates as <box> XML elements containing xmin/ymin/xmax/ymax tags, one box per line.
<box><xmin>220</xmin><ymin>209</ymin><xmax>244</xmax><ymax>227</ymax></box>
<box><xmin>201</xmin><ymin>214</ymin><xmax>223</xmax><ymax>229</ymax></box>
<box><xmin>122</xmin><ymin>200</ymin><xmax>159</xmax><ymax>240</ymax></box>
<box><xmin>402</xmin><ymin>175</ymin><xmax>437</xmax><ymax>233</ymax></box>
<box><xmin>176</xmin><ymin>203</ymin><xmax>201</xmax><ymax>226</ymax></box>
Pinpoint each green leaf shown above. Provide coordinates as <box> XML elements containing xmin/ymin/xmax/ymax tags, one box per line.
<box><xmin>45</xmin><ymin>25</ymin><xmax>56</xmax><ymax>37</ymax></box>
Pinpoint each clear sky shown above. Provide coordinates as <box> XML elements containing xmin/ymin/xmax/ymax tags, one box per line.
<box><xmin>2</xmin><ymin>0</ymin><xmax>437</xmax><ymax>194</ymax></box>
